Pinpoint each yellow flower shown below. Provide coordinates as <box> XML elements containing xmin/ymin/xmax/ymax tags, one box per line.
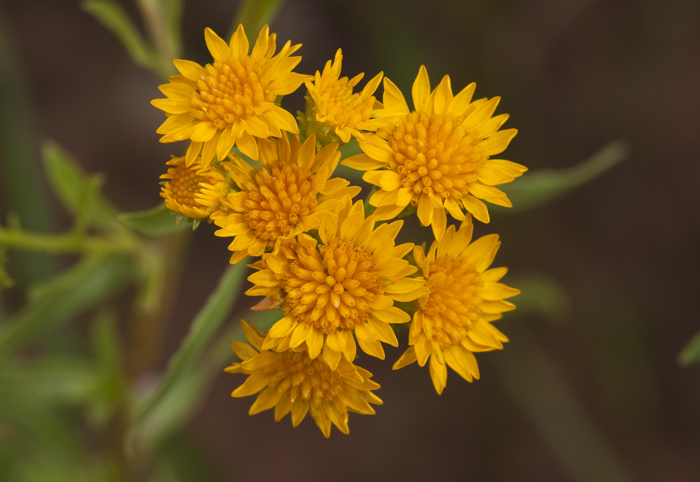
<box><xmin>343</xmin><ymin>66</ymin><xmax>527</xmax><ymax>240</ymax></box>
<box><xmin>302</xmin><ymin>49</ymin><xmax>383</xmax><ymax>145</ymax></box>
<box><xmin>159</xmin><ymin>155</ymin><xmax>229</xmax><ymax>219</ymax></box>
<box><xmin>151</xmin><ymin>25</ymin><xmax>306</xmax><ymax>165</ymax></box>
<box><xmin>393</xmin><ymin>217</ymin><xmax>520</xmax><ymax>394</ymax></box>
<box><xmin>246</xmin><ymin>198</ymin><xmax>428</xmax><ymax>369</ymax></box>
<box><xmin>211</xmin><ymin>134</ymin><xmax>360</xmax><ymax>263</ymax></box>
<box><xmin>226</xmin><ymin>320</ymin><xmax>383</xmax><ymax>438</ymax></box>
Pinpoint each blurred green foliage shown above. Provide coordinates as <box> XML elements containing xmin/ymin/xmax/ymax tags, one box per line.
<box><xmin>3</xmin><ymin>0</ymin><xmax>674</xmax><ymax>480</ymax></box>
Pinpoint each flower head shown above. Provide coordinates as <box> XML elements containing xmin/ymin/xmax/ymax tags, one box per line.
<box><xmin>343</xmin><ymin>66</ymin><xmax>527</xmax><ymax>240</ymax></box>
<box><xmin>152</xmin><ymin>25</ymin><xmax>306</xmax><ymax>165</ymax></box>
<box><xmin>246</xmin><ymin>199</ymin><xmax>428</xmax><ymax>369</ymax></box>
<box><xmin>302</xmin><ymin>49</ymin><xmax>383</xmax><ymax>145</ymax></box>
<box><xmin>159</xmin><ymin>155</ymin><xmax>229</xmax><ymax>219</ymax></box>
<box><xmin>211</xmin><ymin>134</ymin><xmax>360</xmax><ymax>263</ymax></box>
<box><xmin>393</xmin><ymin>217</ymin><xmax>520</xmax><ymax>394</ymax></box>
<box><xmin>226</xmin><ymin>320</ymin><xmax>383</xmax><ymax>437</ymax></box>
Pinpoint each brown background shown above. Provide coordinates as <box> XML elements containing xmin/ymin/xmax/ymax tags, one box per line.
<box><xmin>2</xmin><ymin>0</ymin><xmax>700</xmax><ymax>480</ymax></box>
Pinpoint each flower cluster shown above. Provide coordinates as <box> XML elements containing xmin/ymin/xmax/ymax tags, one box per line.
<box><xmin>153</xmin><ymin>25</ymin><xmax>526</xmax><ymax>436</ymax></box>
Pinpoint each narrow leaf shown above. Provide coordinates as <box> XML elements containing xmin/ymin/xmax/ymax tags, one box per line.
<box><xmin>232</xmin><ymin>0</ymin><xmax>284</xmax><ymax>37</ymax></box>
<box><xmin>678</xmin><ymin>330</ymin><xmax>700</xmax><ymax>366</ymax></box>
<box><xmin>129</xmin><ymin>262</ymin><xmax>248</xmax><ymax>441</ymax></box>
<box><xmin>42</xmin><ymin>142</ymin><xmax>119</xmax><ymax>231</ymax></box>
<box><xmin>82</xmin><ymin>0</ymin><xmax>157</xmax><ymax>69</ymax></box>
<box><xmin>0</xmin><ymin>254</ymin><xmax>134</xmax><ymax>359</ymax></box>
<box><xmin>498</xmin><ymin>141</ymin><xmax>628</xmax><ymax>212</ymax></box>
<box><xmin>118</xmin><ymin>204</ymin><xmax>191</xmax><ymax>237</ymax></box>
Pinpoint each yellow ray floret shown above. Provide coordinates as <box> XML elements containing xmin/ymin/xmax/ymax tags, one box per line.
<box><xmin>343</xmin><ymin>65</ymin><xmax>527</xmax><ymax>240</ymax></box>
<box><xmin>211</xmin><ymin>134</ymin><xmax>360</xmax><ymax>263</ymax></box>
<box><xmin>302</xmin><ymin>49</ymin><xmax>383</xmax><ymax>145</ymax></box>
<box><xmin>226</xmin><ymin>320</ymin><xmax>383</xmax><ymax>438</ymax></box>
<box><xmin>246</xmin><ymin>198</ymin><xmax>428</xmax><ymax>369</ymax></box>
<box><xmin>159</xmin><ymin>155</ymin><xmax>230</xmax><ymax>219</ymax></box>
<box><xmin>151</xmin><ymin>25</ymin><xmax>307</xmax><ymax>165</ymax></box>
<box><xmin>392</xmin><ymin>216</ymin><xmax>520</xmax><ymax>395</ymax></box>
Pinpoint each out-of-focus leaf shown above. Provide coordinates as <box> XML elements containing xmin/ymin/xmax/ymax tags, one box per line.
<box><xmin>88</xmin><ymin>310</ymin><xmax>126</xmax><ymax>425</ymax></box>
<box><xmin>42</xmin><ymin>142</ymin><xmax>118</xmax><ymax>231</ymax></box>
<box><xmin>0</xmin><ymin>10</ymin><xmax>58</xmax><ymax>284</ymax></box>
<box><xmin>507</xmin><ymin>273</ymin><xmax>570</xmax><ymax>322</ymax></box>
<box><xmin>136</xmin><ymin>0</ymin><xmax>184</xmax><ymax>63</ymax></box>
<box><xmin>129</xmin><ymin>262</ymin><xmax>248</xmax><ymax>443</ymax></box>
<box><xmin>135</xmin><ymin>355</ymin><xmax>214</xmax><ymax>451</ymax></box>
<box><xmin>160</xmin><ymin>0</ymin><xmax>184</xmax><ymax>56</ymax></box>
<box><xmin>153</xmin><ymin>433</ymin><xmax>222</xmax><ymax>482</ymax></box>
<box><xmin>82</xmin><ymin>0</ymin><xmax>158</xmax><ymax>70</ymax></box>
<box><xmin>678</xmin><ymin>330</ymin><xmax>700</xmax><ymax>365</ymax></box>
<box><xmin>232</xmin><ymin>0</ymin><xmax>284</xmax><ymax>37</ymax></box>
<box><xmin>490</xmin><ymin>323</ymin><xmax>633</xmax><ymax>482</ymax></box>
<box><xmin>499</xmin><ymin>141</ymin><xmax>627</xmax><ymax>212</ymax></box>
<box><xmin>0</xmin><ymin>357</ymin><xmax>96</xmax><ymax>403</ymax></box>
<box><xmin>134</xmin><ymin>306</ymin><xmax>278</xmax><ymax>450</ymax></box>
<box><xmin>119</xmin><ymin>204</ymin><xmax>191</xmax><ymax>237</ymax></box>
<box><xmin>0</xmin><ymin>254</ymin><xmax>135</xmax><ymax>359</ymax></box>
<box><xmin>0</xmin><ymin>246</ymin><xmax>14</xmax><ymax>290</ymax></box>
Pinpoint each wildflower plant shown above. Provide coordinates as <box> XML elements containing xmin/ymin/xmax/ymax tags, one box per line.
<box><xmin>0</xmin><ymin>0</ymin><xmax>634</xmax><ymax>477</ymax></box>
<box><xmin>150</xmin><ymin>22</ymin><xmax>526</xmax><ymax>436</ymax></box>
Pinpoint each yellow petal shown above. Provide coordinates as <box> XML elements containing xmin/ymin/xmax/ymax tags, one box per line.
<box><xmin>429</xmin><ymin>351</ymin><xmax>448</xmax><ymax>394</ymax></box>
<box><xmin>229</xmin><ymin>24</ymin><xmax>249</xmax><ymax>58</ymax></box>
<box><xmin>412</xmin><ymin>65</ymin><xmax>431</xmax><ymax>112</ymax></box>
<box><xmin>392</xmin><ymin>346</ymin><xmax>417</xmax><ymax>370</ymax></box>
<box><xmin>205</xmin><ymin>27</ymin><xmax>230</xmax><ymax>61</ymax></box>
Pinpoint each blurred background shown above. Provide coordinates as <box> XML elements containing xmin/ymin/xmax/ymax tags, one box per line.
<box><xmin>1</xmin><ymin>0</ymin><xmax>699</xmax><ymax>480</ymax></box>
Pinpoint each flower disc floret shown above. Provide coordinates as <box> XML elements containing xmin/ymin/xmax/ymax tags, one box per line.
<box><xmin>151</xmin><ymin>25</ymin><xmax>306</xmax><ymax>165</ymax></box>
<box><xmin>246</xmin><ymin>199</ymin><xmax>428</xmax><ymax>369</ymax></box>
<box><xmin>159</xmin><ymin>155</ymin><xmax>229</xmax><ymax>219</ymax></box>
<box><xmin>343</xmin><ymin>65</ymin><xmax>527</xmax><ymax>240</ymax></box>
<box><xmin>393</xmin><ymin>217</ymin><xmax>520</xmax><ymax>394</ymax></box>
<box><xmin>211</xmin><ymin>134</ymin><xmax>360</xmax><ymax>263</ymax></box>
<box><xmin>303</xmin><ymin>49</ymin><xmax>383</xmax><ymax>144</ymax></box>
<box><xmin>227</xmin><ymin>320</ymin><xmax>383</xmax><ymax>438</ymax></box>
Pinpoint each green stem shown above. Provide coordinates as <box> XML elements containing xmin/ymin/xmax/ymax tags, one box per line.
<box><xmin>135</xmin><ymin>0</ymin><xmax>177</xmax><ymax>78</ymax></box>
<box><xmin>0</xmin><ymin>228</ymin><xmax>135</xmax><ymax>255</ymax></box>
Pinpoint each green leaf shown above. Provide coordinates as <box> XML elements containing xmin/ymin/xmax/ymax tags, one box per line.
<box><xmin>160</xmin><ymin>0</ymin><xmax>184</xmax><ymax>53</ymax></box>
<box><xmin>0</xmin><ymin>254</ymin><xmax>135</xmax><ymax>360</ymax></box>
<box><xmin>42</xmin><ymin>142</ymin><xmax>118</xmax><ymax>231</ymax></box>
<box><xmin>129</xmin><ymin>262</ymin><xmax>248</xmax><ymax>444</ymax></box>
<box><xmin>0</xmin><ymin>11</ymin><xmax>59</xmax><ymax>284</ymax></box>
<box><xmin>82</xmin><ymin>0</ymin><xmax>158</xmax><ymax>70</ymax></box>
<box><xmin>88</xmin><ymin>310</ymin><xmax>126</xmax><ymax>425</ymax></box>
<box><xmin>118</xmin><ymin>204</ymin><xmax>191</xmax><ymax>237</ymax></box>
<box><xmin>507</xmin><ymin>273</ymin><xmax>571</xmax><ymax>322</ymax></box>
<box><xmin>0</xmin><ymin>246</ymin><xmax>14</xmax><ymax>290</ymax></box>
<box><xmin>498</xmin><ymin>141</ymin><xmax>628</xmax><ymax>212</ymax></box>
<box><xmin>678</xmin><ymin>330</ymin><xmax>700</xmax><ymax>365</ymax></box>
<box><xmin>489</xmin><ymin>323</ymin><xmax>633</xmax><ymax>482</ymax></box>
<box><xmin>232</xmin><ymin>0</ymin><xmax>284</xmax><ymax>37</ymax></box>
<box><xmin>0</xmin><ymin>357</ymin><xmax>96</xmax><ymax>404</ymax></box>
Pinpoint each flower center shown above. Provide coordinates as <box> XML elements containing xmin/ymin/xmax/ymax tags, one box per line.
<box><xmin>240</xmin><ymin>163</ymin><xmax>318</xmax><ymax>245</ymax></box>
<box><xmin>387</xmin><ymin>112</ymin><xmax>485</xmax><ymax>203</ymax></box>
<box><xmin>421</xmin><ymin>257</ymin><xmax>483</xmax><ymax>348</ymax></box>
<box><xmin>320</xmin><ymin>78</ymin><xmax>374</xmax><ymax>127</ymax></box>
<box><xmin>190</xmin><ymin>59</ymin><xmax>275</xmax><ymax>129</ymax></box>
<box><xmin>268</xmin><ymin>351</ymin><xmax>344</xmax><ymax>406</ymax></box>
<box><xmin>282</xmin><ymin>238</ymin><xmax>383</xmax><ymax>334</ymax></box>
<box><xmin>166</xmin><ymin>164</ymin><xmax>207</xmax><ymax>209</ymax></box>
